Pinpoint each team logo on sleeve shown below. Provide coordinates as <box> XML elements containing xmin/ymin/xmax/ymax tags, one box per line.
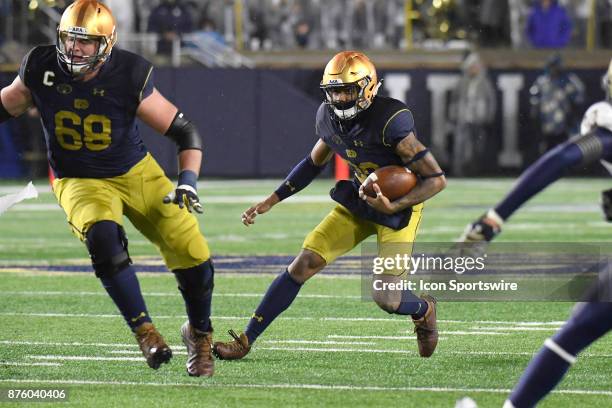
<box><xmin>346</xmin><ymin>149</ymin><xmax>358</xmax><ymax>158</ymax></box>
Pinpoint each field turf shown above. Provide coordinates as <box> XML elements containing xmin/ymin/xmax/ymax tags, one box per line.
<box><xmin>0</xmin><ymin>178</ymin><xmax>611</xmax><ymax>407</ymax></box>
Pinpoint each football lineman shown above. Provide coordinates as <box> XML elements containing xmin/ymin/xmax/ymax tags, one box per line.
<box><xmin>0</xmin><ymin>0</ymin><xmax>215</xmax><ymax>377</ymax></box>
<box><xmin>213</xmin><ymin>51</ymin><xmax>447</xmax><ymax>361</ymax></box>
<box><xmin>459</xmin><ymin>59</ymin><xmax>612</xmax><ymax>246</ymax></box>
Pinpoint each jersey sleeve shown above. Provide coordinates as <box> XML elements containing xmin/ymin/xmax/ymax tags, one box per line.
<box><xmin>382</xmin><ymin>108</ymin><xmax>415</xmax><ymax>148</ymax></box>
<box><xmin>136</xmin><ymin>64</ymin><xmax>154</xmax><ymax>102</ymax></box>
<box><xmin>315</xmin><ymin>103</ymin><xmax>331</xmax><ymax>140</ymax></box>
<box><xmin>18</xmin><ymin>47</ymin><xmax>38</xmax><ymax>88</ymax></box>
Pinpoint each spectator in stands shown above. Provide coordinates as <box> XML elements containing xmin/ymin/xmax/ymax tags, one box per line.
<box><xmin>290</xmin><ymin>1</ymin><xmax>313</xmax><ymax>48</ymax></box>
<box><xmin>190</xmin><ymin>17</ymin><xmax>225</xmax><ymax>47</ymax></box>
<box><xmin>147</xmin><ymin>0</ymin><xmax>194</xmax><ymax>56</ymax></box>
<box><xmin>597</xmin><ymin>0</ymin><xmax>612</xmax><ymax>48</ymax></box>
<box><xmin>247</xmin><ymin>0</ymin><xmax>271</xmax><ymax>50</ymax></box>
<box><xmin>526</xmin><ymin>0</ymin><xmax>572</xmax><ymax>48</ymax></box>
<box><xmin>529</xmin><ymin>54</ymin><xmax>585</xmax><ymax>156</ymax></box>
<box><xmin>103</xmin><ymin>0</ymin><xmax>135</xmax><ymax>49</ymax></box>
<box><xmin>478</xmin><ymin>0</ymin><xmax>509</xmax><ymax>46</ymax></box>
<box><xmin>449</xmin><ymin>52</ymin><xmax>497</xmax><ymax>176</ymax></box>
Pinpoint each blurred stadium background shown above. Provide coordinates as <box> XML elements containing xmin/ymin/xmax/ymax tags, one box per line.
<box><xmin>1</xmin><ymin>1</ymin><xmax>612</xmax><ymax>407</ymax></box>
<box><xmin>0</xmin><ymin>0</ymin><xmax>611</xmax><ymax>179</ymax></box>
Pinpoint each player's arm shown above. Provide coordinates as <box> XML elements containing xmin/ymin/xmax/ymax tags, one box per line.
<box><xmin>0</xmin><ymin>76</ymin><xmax>33</xmax><ymax>122</ymax></box>
<box><xmin>241</xmin><ymin>138</ymin><xmax>333</xmax><ymax>226</ymax></box>
<box><xmin>136</xmin><ymin>88</ymin><xmax>204</xmax><ymax>213</ymax></box>
<box><xmin>364</xmin><ymin>132</ymin><xmax>446</xmax><ymax>215</ymax></box>
<box><xmin>394</xmin><ymin>132</ymin><xmax>446</xmax><ymax>209</ymax></box>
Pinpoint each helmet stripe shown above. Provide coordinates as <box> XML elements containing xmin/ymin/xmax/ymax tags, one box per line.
<box><xmin>75</xmin><ymin>1</ymin><xmax>94</xmax><ymax>28</ymax></box>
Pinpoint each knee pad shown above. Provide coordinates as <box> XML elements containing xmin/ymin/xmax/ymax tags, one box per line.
<box><xmin>569</xmin><ymin>132</ymin><xmax>603</xmax><ymax>165</ymax></box>
<box><xmin>85</xmin><ymin>221</ymin><xmax>132</xmax><ymax>278</ymax></box>
<box><xmin>173</xmin><ymin>259</ymin><xmax>215</xmax><ymax>300</ymax></box>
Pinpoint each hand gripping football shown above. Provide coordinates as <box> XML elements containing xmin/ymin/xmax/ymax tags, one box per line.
<box><xmin>363</xmin><ymin>165</ymin><xmax>418</xmax><ymax>201</ymax></box>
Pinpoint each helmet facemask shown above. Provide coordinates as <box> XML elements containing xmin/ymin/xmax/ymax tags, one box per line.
<box><xmin>321</xmin><ymin>77</ymin><xmax>379</xmax><ymax>121</ymax></box>
<box><xmin>56</xmin><ymin>30</ymin><xmax>112</xmax><ymax>77</ymax></box>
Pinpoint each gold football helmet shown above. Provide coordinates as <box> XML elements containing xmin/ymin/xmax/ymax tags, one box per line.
<box><xmin>320</xmin><ymin>51</ymin><xmax>381</xmax><ymax>121</ymax></box>
<box><xmin>56</xmin><ymin>0</ymin><xmax>117</xmax><ymax>76</ymax></box>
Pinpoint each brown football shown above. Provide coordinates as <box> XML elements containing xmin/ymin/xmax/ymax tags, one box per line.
<box><xmin>363</xmin><ymin>165</ymin><xmax>418</xmax><ymax>201</ymax></box>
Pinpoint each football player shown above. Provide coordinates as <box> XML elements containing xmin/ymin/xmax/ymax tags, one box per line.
<box><xmin>213</xmin><ymin>51</ymin><xmax>447</xmax><ymax>360</ymax></box>
<box><xmin>0</xmin><ymin>0</ymin><xmax>215</xmax><ymax>377</ymax></box>
<box><xmin>458</xmin><ymin>59</ymin><xmax>612</xmax><ymax>247</ymax></box>
<box><xmin>504</xmin><ymin>273</ymin><xmax>612</xmax><ymax>408</ymax></box>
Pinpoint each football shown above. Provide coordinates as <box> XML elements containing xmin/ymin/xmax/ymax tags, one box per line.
<box><xmin>363</xmin><ymin>165</ymin><xmax>418</xmax><ymax>201</ymax></box>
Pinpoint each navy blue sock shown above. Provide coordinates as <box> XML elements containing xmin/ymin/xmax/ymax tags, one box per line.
<box><xmin>509</xmin><ymin>346</ymin><xmax>571</xmax><ymax>408</ymax></box>
<box><xmin>495</xmin><ymin>141</ymin><xmax>582</xmax><ymax>220</ymax></box>
<box><xmin>509</xmin><ymin>302</ymin><xmax>612</xmax><ymax>407</ymax></box>
<box><xmin>100</xmin><ymin>265</ymin><xmax>152</xmax><ymax>330</ymax></box>
<box><xmin>174</xmin><ymin>260</ymin><xmax>214</xmax><ymax>332</ymax></box>
<box><xmin>395</xmin><ymin>289</ymin><xmax>428</xmax><ymax>319</ymax></box>
<box><xmin>245</xmin><ymin>270</ymin><xmax>302</xmax><ymax>344</ymax></box>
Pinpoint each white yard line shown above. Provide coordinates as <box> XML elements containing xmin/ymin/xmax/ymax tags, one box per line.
<box><xmin>108</xmin><ymin>350</ymin><xmax>187</xmax><ymax>355</ymax></box>
<box><xmin>0</xmin><ymin>378</ymin><xmax>610</xmax><ymax>396</ymax></box>
<box><xmin>0</xmin><ymin>362</ymin><xmax>62</xmax><ymax>367</ymax></box>
<box><xmin>0</xmin><ymin>291</ymin><xmax>361</xmax><ymax>299</ymax></box>
<box><xmin>329</xmin><ymin>335</ymin><xmax>418</xmax><ymax>340</ymax></box>
<box><xmin>0</xmin><ymin>312</ymin><xmax>569</xmax><ymax>326</ymax></box>
<box><xmin>0</xmin><ymin>340</ymin><xmax>143</xmax><ymax>348</ymax></box>
<box><xmin>0</xmin><ymin>312</ymin><xmax>315</xmax><ymax>320</ymax></box>
<box><xmin>17</xmin><ymin>348</ymin><xmax>612</xmax><ymax>359</ymax></box>
<box><xmin>28</xmin><ymin>355</ymin><xmax>143</xmax><ymax>362</ymax></box>
<box><xmin>438</xmin><ymin>331</ymin><xmax>509</xmax><ymax>336</ymax></box>
<box><xmin>261</xmin><ymin>340</ymin><xmax>376</xmax><ymax>345</ymax></box>
<box><xmin>470</xmin><ymin>326</ymin><xmax>561</xmax><ymax>332</ymax></box>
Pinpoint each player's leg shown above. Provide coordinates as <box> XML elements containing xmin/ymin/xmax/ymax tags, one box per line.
<box><xmin>505</xmin><ymin>302</ymin><xmax>612</xmax><ymax>407</ymax></box>
<box><xmin>505</xmin><ymin>275</ymin><xmax>612</xmax><ymax>407</ymax></box>
<box><xmin>373</xmin><ymin>203</ymin><xmax>437</xmax><ymax>357</ymax></box>
<box><xmin>120</xmin><ymin>154</ymin><xmax>214</xmax><ymax>376</ymax></box>
<box><xmin>460</xmin><ymin>131</ymin><xmax>605</xmax><ymax>243</ymax></box>
<box><xmin>53</xmin><ymin>176</ymin><xmax>172</xmax><ymax>369</ymax></box>
<box><xmin>213</xmin><ymin>205</ymin><xmax>374</xmax><ymax>360</ymax></box>
<box><xmin>242</xmin><ymin>249</ymin><xmax>324</xmax><ymax>343</ymax></box>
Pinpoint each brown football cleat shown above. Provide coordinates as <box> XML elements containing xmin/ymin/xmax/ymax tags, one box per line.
<box><xmin>412</xmin><ymin>295</ymin><xmax>438</xmax><ymax>357</ymax></box>
<box><xmin>181</xmin><ymin>321</ymin><xmax>214</xmax><ymax>377</ymax></box>
<box><xmin>133</xmin><ymin>322</ymin><xmax>173</xmax><ymax>369</ymax></box>
<box><xmin>212</xmin><ymin>329</ymin><xmax>251</xmax><ymax>360</ymax></box>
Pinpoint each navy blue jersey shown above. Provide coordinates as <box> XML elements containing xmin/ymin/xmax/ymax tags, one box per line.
<box><xmin>316</xmin><ymin>97</ymin><xmax>418</xmax><ymax>230</ymax></box>
<box><xmin>19</xmin><ymin>45</ymin><xmax>153</xmax><ymax>178</ymax></box>
<box><xmin>316</xmin><ymin>95</ymin><xmax>415</xmax><ymax>183</ymax></box>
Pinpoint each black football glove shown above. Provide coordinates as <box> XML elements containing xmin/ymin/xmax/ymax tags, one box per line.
<box><xmin>163</xmin><ymin>170</ymin><xmax>203</xmax><ymax>214</ymax></box>
<box><xmin>602</xmin><ymin>188</ymin><xmax>612</xmax><ymax>222</ymax></box>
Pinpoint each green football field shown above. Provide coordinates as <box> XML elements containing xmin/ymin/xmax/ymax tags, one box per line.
<box><xmin>1</xmin><ymin>178</ymin><xmax>611</xmax><ymax>407</ymax></box>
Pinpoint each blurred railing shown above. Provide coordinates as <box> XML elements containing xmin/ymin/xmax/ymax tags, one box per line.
<box><xmin>118</xmin><ymin>33</ymin><xmax>254</xmax><ymax>68</ymax></box>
